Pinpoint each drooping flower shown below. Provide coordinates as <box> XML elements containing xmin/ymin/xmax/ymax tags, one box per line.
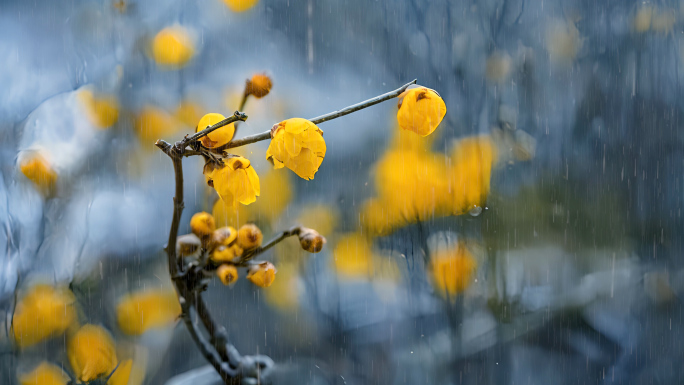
<box><xmin>18</xmin><ymin>152</ymin><xmax>58</xmax><ymax>196</ymax></box>
<box><xmin>116</xmin><ymin>290</ymin><xmax>181</xmax><ymax>336</ymax></box>
<box><xmin>245</xmin><ymin>74</ymin><xmax>272</xmax><ymax>98</ymax></box>
<box><xmin>204</xmin><ymin>157</ymin><xmax>260</xmax><ymax>206</ymax></box>
<box><xmin>67</xmin><ymin>324</ymin><xmax>118</xmax><ymax>382</ymax></box>
<box><xmin>190</xmin><ymin>211</ymin><xmax>216</xmax><ymax>239</ymax></box>
<box><xmin>223</xmin><ymin>0</ymin><xmax>259</xmax><ymax>12</ymax></box>
<box><xmin>152</xmin><ymin>26</ymin><xmax>195</xmax><ymax>68</ymax></box>
<box><xmin>237</xmin><ymin>224</ymin><xmax>263</xmax><ymax>250</ymax></box>
<box><xmin>266</xmin><ymin>118</ymin><xmax>326</xmax><ymax>180</ymax></box>
<box><xmin>217</xmin><ymin>264</ymin><xmax>239</xmax><ymax>286</ymax></box>
<box><xmin>396</xmin><ymin>86</ymin><xmax>446</xmax><ymax>137</ymax></box>
<box><xmin>12</xmin><ymin>284</ymin><xmax>77</xmax><ymax>348</ymax></box>
<box><xmin>19</xmin><ymin>362</ymin><xmax>69</xmax><ymax>385</ymax></box>
<box><xmin>78</xmin><ymin>89</ymin><xmax>119</xmax><ymax>129</ymax></box>
<box><xmin>247</xmin><ymin>262</ymin><xmax>277</xmax><ymax>288</ymax></box>
<box><xmin>430</xmin><ymin>244</ymin><xmax>477</xmax><ymax>299</ymax></box>
<box><xmin>196</xmin><ymin>113</ymin><xmax>235</xmax><ymax>149</ymax></box>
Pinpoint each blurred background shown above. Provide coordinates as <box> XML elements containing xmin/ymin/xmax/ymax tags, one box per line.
<box><xmin>2</xmin><ymin>0</ymin><xmax>684</xmax><ymax>384</ymax></box>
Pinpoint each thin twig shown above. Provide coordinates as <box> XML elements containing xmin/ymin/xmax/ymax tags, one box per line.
<box><xmin>224</xmin><ymin>79</ymin><xmax>417</xmax><ymax>150</ymax></box>
<box><xmin>177</xmin><ymin>111</ymin><xmax>248</xmax><ymax>152</ymax></box>
<box><xmin>234</xmin><ymin>227</ymin><xmax>301</xmax><ymax>266</ymax></box>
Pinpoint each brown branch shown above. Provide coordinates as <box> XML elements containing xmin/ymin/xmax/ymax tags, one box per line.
<box><xmin>224</xmin><ymin>79</ymin><xmax>417</xmax><ymax>150</ymax></box>
<box><xmin>234</xmin><ymin>227</ymin><xmax>302</xmax><ymax>266</ymax></box>
<box><xmin>175</xmin><ymin>111</ymin><xmax>248</xmax><ymax>154</ymax></box>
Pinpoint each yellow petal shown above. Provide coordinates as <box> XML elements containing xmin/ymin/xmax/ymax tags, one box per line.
<box><xmin>116</xmin><ymin>290</ymin><xmax>181</xmax><ymax>336</ymax></box>
<box><xmin>197</xmin><ymin>113</ymin><xmax>235</xmax><ymax>148</ymax></box>
<box><xmin>19</xmin><ymin>153</ymin><xmax>58</xmax><ymax>196</ymax></box>
<box><xmin>13</xmin><ymin>284</ymin><xmax>77</xmax><ymax>348</ymax></box>
<box><xmin>430</xmin><ymin>244</ymin><xmax>477</xmax><ymax>299</ymax></box>
<box><xmin>397</xmin><ymin>87</ymin><xmax>446</xmax><ymax>137</ymax></box>
<box><xmin>333</xmin><ymin>233</ymin><xmax>374</xmax><ymax>279</ymax></box>
<box><xmin>68</xmin><ymin>324</ymin><xmax>118</xmax><ymax>382</ymax></box>
<box><xmin>107</xmin><ymin>359</ymin><xmax>133</xmax><ymax>385</ymax></box>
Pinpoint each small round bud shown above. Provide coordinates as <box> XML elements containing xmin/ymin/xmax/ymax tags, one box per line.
<box><xmin>212</xmin><ymin>244</ymin><xmax>244</xmax><ymax>263</ymax></box>
<box><xmin>211</xmin><ymin>227</ymin><xmax>237</xmax><ymax>247</ymax></box>
<box><xmin>217</xmin><ymin>264</ymin><xmax>239</xmax><ymax>286</ymax></box>
<box><xmin>246</xmin><ymin>262</ymin><xmax>277</xmax><ymax>288</ymax></box>
<box><xmin>237</xmin><ymin>224</ymin><xmax>263</xmax><ymax>250</ymax></box>
<box><xmin>177</xmin><ymin>233</ymin><xmax>201</xmax><ymax>257</ymax></box>
<box><xmin>298</xmin><ymin>228</ymin><xmax>326</xmax><ymax>253</ymax></box>
<box><xmin>245</xmin><ymin>74</ymin><xmax>272</xmax><ymax>98</ymax></box>
<box><xmin>190</xmin><ymin>212</ymin><xmax>216</xmax><ymax>239</ymax></box>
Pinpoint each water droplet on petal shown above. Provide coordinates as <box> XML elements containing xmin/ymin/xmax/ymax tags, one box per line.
<box><xmin>469</xmin><ymin>206</ymin><xmax>483</xmax><ymax>217</ymax></box>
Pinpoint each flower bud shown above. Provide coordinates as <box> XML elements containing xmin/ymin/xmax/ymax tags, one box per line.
<box><xmin>217</xmin><ymin>264</ymin><xmax>239</xmax><ymax>286</ymax></box>
<box><xmin>298</xmin><ymin>228</ymin><xmax>326</xmax><ymax>253</ymax></box>
<box><xmin>177</xmin><ymin>233</ymin><xmax>201</xmax><ymax>257</ymax></box>
<box><xmin>245</xmin><ymin>74</ymin><xmax>272</xmax><ymax>98</ymax></box>
<box><xmin>237</xmin><ymin>224</ymin><xmax>263</xmax><ymax>250</ymax></box>
<box><xmin>190</xmin><ymin>211</ymin><xmax>216</xmax><ymax>240</ymax></box>
<box><xmin>212</xmin><ymin>244</ymin><xmax>244</xmax><ymax>263</ymax></box>
<box><xmin>211</xmin><ymin>227</ymin><xmax>238</xmax><ymax>249</ymax></box>
<box><xmin>246</xmin><ymin>262</ymin><xmax>277</xmax><ymax>288</ymax></box>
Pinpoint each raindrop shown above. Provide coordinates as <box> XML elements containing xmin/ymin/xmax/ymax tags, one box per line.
<box><xmin>468</xmin><ymin>206</ymin><xmax>482</xmax><ymax>217</ymax></box>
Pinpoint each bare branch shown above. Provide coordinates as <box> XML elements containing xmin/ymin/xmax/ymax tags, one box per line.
<box><xmin>234</xmin><ymin>226</ymin><xmax>302</xmax><ymax>266</ymax></box>
<box><xmin>224</xmin><ymin>79</ymin><xmax>417</xmax><ymax>150</ymax></box>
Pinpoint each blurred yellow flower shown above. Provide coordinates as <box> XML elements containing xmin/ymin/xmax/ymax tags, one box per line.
<box><xmin>333</xmin><ymin>233</ymin><xmax>374</xmax><ymax>279</ymax></box>
<box><xmin>223</xmin><ymin>0</ymin><xmax>259</xmax><ymax>12</ymax></box>
<box><xmin>116</xmin><ymin>290</ymin><xmax>181</xmax><ymax>336</ymax></box>
<box><xmin>217</xmin><ymin>264</ymin><xmax>239</xmax><ymax>286</ymax></box>
<box><xmin>485</xmin><ymin>51</ymin><xmax>512</xmax><ymax>83</ymax></box>
<box><xmin>152</xmin><ymin>26</ymin><xmax>195</xmax><ymax>67</ymax></box>
<box><xmin>266</xmin><ymin>118</ymin><xmax>326</xmax><ymax>180</ymax></box>
<box><xmin>13</xmin><ymin>284</ymin><xmax>77</xmax><ymax>348</ymax></box>
<box><xmin>449</xmin><ymin>136</ymin><xmax>496</xmax><ymax>215</ymax></box>
<box><xmin>359</xmin><ymin>198</ymin><xmax>403</xmax><ymax>237</ymax></box>
<box><xmin>397</xmin><ymin>86</ymin><xmax>446</xmax><ymax>137</ymax></box>
<box><xmin>205</xmin><ymin>157</ymin><xmax>260</xmax><ymax>206</ymax></box>
<box><xmin>19</xmin><ymin>362</ymin><xmax>69</xmax><ymax>385</ymax></box>
<box><xmin>247</xmin><ymin>261</ymin><xmax>277</xmax><ymax>288</ymax></box>
<box><xmin>135</xmin><ymin>106</ymin><xmax>180</xmax><ymax>148</ymax></box>
<box><xmin>375</xmin><ymin>149</ymin><xmax>451</xmax><ymax>221</ymax></box>
<box><xmin>633</xmin><ymin>6</ymin><xmax>653</xmax><ymax>33</ymax></box>
<box><xmin>430</xmin><ymin>244</ymin><xmax>477</xmax><ymax>299</ymax></box>
<box><xmin>196</xmin><ymin>113</ymin><xmax>235</xmax><ymax>149</ymax></box>
<box><xmin>237</xmin><ymin>224</ymin><xmax>263</xmax><ymax>249</ymax></box>
<box><xmin>68</xmin><ymin>324</ymin><xmax>118</xmax><ymax>382</ymax></box>
<box><xmin>175</xmin><ymin>100</ymin><xmax>204</xmax><ymax>128</ymax></box>
<box><xmin>213</xmin><ymin>201</ymin><xmax>249</xmax><ymax>229</ymax></box>
<box><xmin>190</xmin><ymin>211</ymin><xmax>216</xmax><ymax>239</ymax></box>
<box><xmin>546</xmin><ymin>20</ymin><xmax>581</xmax><ymax>63</ymax></box>
<box><xmin>19</xmin><ymin>153</ymin><xmax>58</xmax><ymax>196</ymax></box>
<box><xmin>245</xmin><ymin>73</ymin><xmax>272</xmax><ymax>98</ymax></box>
<box><xmin>297</xmin><ymin>204</ymin><xmax>338</xmax><ymax>236</ymax></box>
<box><xmin>212</xmin><ymin>244</ymin><xmax>243</xmax><ymax>263</ymax></box>
<box><xmin>78</xmin><ymin>89</ymin><xmax>119</xmax><ymax>129</ymax></box>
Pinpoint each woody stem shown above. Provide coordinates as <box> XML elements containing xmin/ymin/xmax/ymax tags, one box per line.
<box><xmin>224</xmin><ymin>79</ymin><xmax>417</xmax><ymax>150</ymax></box>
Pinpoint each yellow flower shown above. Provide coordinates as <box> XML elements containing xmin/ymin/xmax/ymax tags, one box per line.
<box><xmin>19</xmin><ymin>153</ymin><xmax>58</xmax><ymax>196</ymax></box>
<box><xmin>196</xmin><ymin>113</ymin><xmax>235</xmax><ymax>149</ymax></box>
<box><xmin>205</xmin><ymin>157</ymin><xmax>260</xmax><ymax>207</ymax></box>
<box><xmin>247</xmin><ymin>262</ymin><xmax>277</xmax><ymax>288</ymax></box>
<box><xmin>266</xmin><ymin>118</ymin><xmax>326</xmax><ymax>180</ymax></box>
<box><xmin>333</xmin><ymin>233</ymin><xmax>373</xmax><ymax>279</ymax></box>
<box><xmin>633</xmin><ymin>6</ymin><xmax>653</xmax><ymax>33</ymax></box>
<box><xmin>375</xmin><ymin>149</ymin><xmax>451</xmax><ymax>222</ymax></box>
<box><xmin>359</xmin><ymin>198</ymin><xmax>403</xmax><ymax>237</ymax></box>
<box><xmin>175</xmin><ymin>100</ymin><xmax>204</xmax><ymax>128</ymax></box>
<box><xmin>134</xmin><ymin>106</ymin><xmax>180</xmax><ymax>148</ymax></box>
<box><xmin>13</xmin><ymin>284</ymin><xmax>77</xmax><ymax>348</ymax></box>
<box><xmin>430</xmin><ymin>244</ymin><xmax>477</xmax><ymax>299</ymax></box>
<box><xmin>116</xmin><ymin>290</ymin><xmax>181</xmax><ymax>336</ymax></box>
<box><xmin>245</xmin><ymin>74</ymin><xmax>272</xmax><ymax>98</ymax></box>
<box><xmin>210</xmin><ymin>226</ymin><xmax>243</xmax><ymax>263</ymax></box>
<box><xmin>190</xmin><ymin>211</ymin><xmax>216</xmax><ymax>239</ymax></box>
<box><xmin>217</xmin><ymin>264</ymin><xmax>239</xmax><ymax>286</ymax></box>
<box><xmin>449</xmin><ymin>136</ymin><xmax>496</xmax><ymax>215</ymax></box>
<box><xmin>68</xmin><ymin>324</ymin><xmax>118</xmax><ymax>382</ymax></box>
<box><xmin>19</xmin><ymin>362</ymin><xmax>69</xmax><ymax>385</ymax></box>
<box><xmin>78</xmin><ymin>89</ymin><xmax>119</xmax><ymax>129</ymax></box>
<box><xmin>237</xmin><ymin>224</ymin><xmax>263</xmax><ymax>249</ymax></box>
<box><xmin>397</xmin><ymin>86</ymin><xmax>446</xmax><ymax>137</ymax></box>
<box><xmin>152</xmin><ymin>26</ymin><xmax>195</xmax><ymax>67</ymax></box>
<box><xmin>223</xmin><ymin>0</ymin><xmax>259</xmax><ymax>12</ymax></box>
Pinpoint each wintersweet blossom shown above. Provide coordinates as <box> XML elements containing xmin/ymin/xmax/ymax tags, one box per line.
<box><xmin>266</xmin><ymin>118</ymin><xmax>326</xmax><ymax>180</ymax></box>
<box><xmin>397</xmin><ymin>86</ymin><xmax>446</xmax><ymax>136</ymax></box>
